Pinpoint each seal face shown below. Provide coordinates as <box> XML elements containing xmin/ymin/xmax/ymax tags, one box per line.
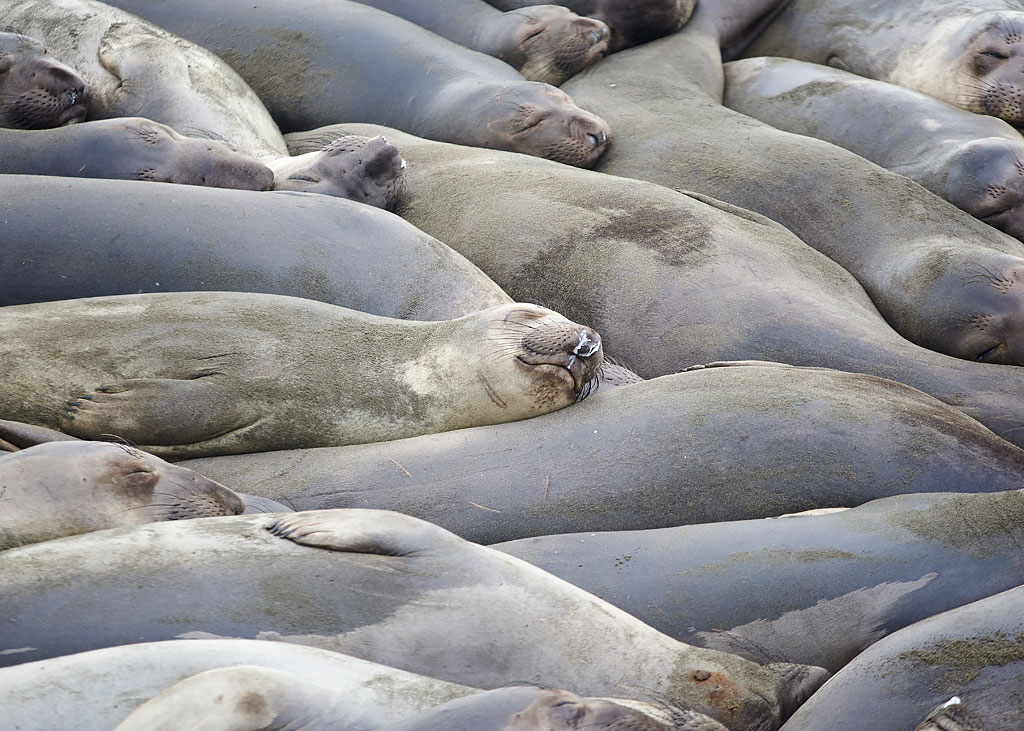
<box><xmin>962</xmin><ymin>13</ymin><xmax>1024</xmax><ymax>123</ymax></box>
<box><xmin>504</xmin><ymin>6</ymin><xmax>609</xmax><ymax>84</ymax></box>
<box><xmin>269</xmin><ymin>134</ymin><xmax>407</xmax><ymax>209</ymax></box>
<box><xmin>0</xmin><ymin>32</ymin><xmax>88</xmax><ymax>128</ymax></box>
<box><xmin>946</xmin><ymin>137</ymin><xmax>1024</xmax><ymax>242</ymax></box>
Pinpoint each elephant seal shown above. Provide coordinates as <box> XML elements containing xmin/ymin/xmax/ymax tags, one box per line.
<box><xmin>484</xmin><ymin>0</ymin><xmax>694</xmax><ymax>52</ymax></box>
<box><xmin>560</xmin><ymin>0</ymin><xmax>1024</xmax><ymax>369</ymax></box>
<box><xmin>779</xmin><ymin>585</ymin><xmax>1024</xmax><ymax>729</ymax></box>
<box><xmin>724</xmin><ymin>57</ymin><xmax>1024</xmax><ymax>243</ymax></box>
<box><xmin>0</xmin><ymin>440</ymin><xmax>243</xmax><ymax>550</ymax></box>
<box><xmin>0</xmin><ymin>32</ymin><xmax>88</xmax><ymax>128</ymax></box>
<box><xmin>351</xmin><ymin>0</ymin><xmax>609</xmax><ymax>85</ymax></box>
<box><xmin>0</xmin><ymin>293</ymin><xmax>602</xmax><ymax>458</ymax></box>
<box><xmin>0</xmin><ymin>175</ymin><xmax>509</xmax><ymax>320</ymax></box>
<box><xmin>0</xmin><ymin>639</ymin><xmax>475</xmax><ymax>731</ymax></box>
<box><xmin>179</xmin><ymin>365</ymin><xmax>1024</xmax><ymax>543</ymax></box>
<box><xmin>117</xmin><ymin>674</ymin><xmax>727</xmax><ymax>731</ymax></box>
<box><xmin>747</xmin><ymin>0</ymin><xmax>1024</xmax><ymax>125</ymax></box>
<box><xmin>100</xmin><ymin>0</ymin><xmax>611</xmax><ymax>167</ymax></box>
<box><xmin>285</xmin><ymin>123</ymin><xmax>1024</xmax><ymax>448</ymax></box>
<box><xmin>496</xmin><ymin>488</ymin><xmax>1024</xmax><ymax>674</ymax></box>
<box><xmin>0</xmin><ymin>509</ymin><xmax>828</xmax><ymax>730</ymax></box>
<box><xmin>0</xmin><ymin>117</ymin><xmax>273</xmax><ymax>190</ymax></box>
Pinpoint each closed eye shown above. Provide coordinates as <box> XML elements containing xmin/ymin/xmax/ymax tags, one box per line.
<box><xmin>288</xmin><ymin>174</ymin><xmax>319</xmax><ymax>183</ymax></box>
<box><xmin>977</xmin><ymin>343</ymin><xmax>1003</xmax><ymax>361</ymax></box>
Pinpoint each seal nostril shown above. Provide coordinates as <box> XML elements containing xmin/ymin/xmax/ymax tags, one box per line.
<box><xmin>589</xmin><ymin>30</ymin><xmax>601</xmax><ymax>43</ymax></box>
<box><xmin>587</xmin><ymin>133</ymin><xmax>599</xmax><ymax>147</ymax></box>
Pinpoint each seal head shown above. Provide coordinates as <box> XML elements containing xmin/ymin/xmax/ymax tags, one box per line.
<box><xmin>946</xmin><ymin>137</ymin><xmax>1024</xmax><ymax>241</ymax></box>
<box><xmin>0</xmin><ymin>32</ymin><xmax>88</xmax><ymax>128</ymax></box>
<box><xmin>960</xmin><ymin>12</ymin><xmax>1024</xmax><ymax>123</ymax></box>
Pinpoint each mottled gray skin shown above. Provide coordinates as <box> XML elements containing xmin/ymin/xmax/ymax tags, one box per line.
<box><xmin>725</xmin><ymin>57</ymin><xmax>1024</xmax><ymax>246</ymax></box>
<box><xmin>352</xmin><ymin>0</ymin><xmax>610</xmax><ymax>85</ymax></box>
<box><xmin>285</xmin><ymin>123</ymin><xmax>1024</xmax><ymax>449</ymax></box>
<box><xmin>0</xmin><ymin>440</ymin><xmax>243</xmax><ymax>550</ymax></box>
<box><xmin>0</xmin><ymin>32</ymin><xmax>87</xmax><ymax>128</ymax></box>
<box><xmin>0</xmin><ymin>293</ymin><xmax>601</xmax><ymax>459</ymax></box>
<box><xmin>0</xmin><ymin>118</ymin><xmax>273</xmax><ymax>190</ymax></box>
<box><xmin>484</xmin><ymin>0</ymin><xmax>693</xmax><ymax>52</ymax></box>
<box><xmin>180</xmin><ymin>365</ymin><xmax>1024</xmax><ymax>543</ymax></box>
<box><xmin>562</xmin><ymin>0</ymin><xmax>1024</xmax><ymax>369</ymax></box>
<box><xmin>100</xmin><ymin>0</ymin><xmax>611</xmax><ymax>168</ymax></box>
<box><xmin>0</xmin><ymin>510</ymin><xmax>828</xmax><ymax>731</ymax></box>
<box><xmin>497</xmin><ymin>488</ymin><xmax>1024</xmax><ymax>674</ymax></box>
<box><xmin>748</xmin><ymin>0</ymin><xmax>1024</xmax><ymax>124</ymax></box>
<box><xmin>0</xmin><ymin>640</ymin><xmax>475</xmax><ymax>731</ymax></box>
<box><xmin>780</xmin><ymin>585</ymin><xmax>1024</xmax><ymax>730</ymax></box>
<box><xmin>0</xmin><ymin>175</ymin><xmax>508</xmax><ymax>320</ymax></box>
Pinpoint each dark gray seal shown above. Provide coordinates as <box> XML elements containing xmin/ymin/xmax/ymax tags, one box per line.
<box><xmin>99</xmin><ymin>0</ymin><xmax>611</xmax><ymax>167</ymax></box>
<box><xmin>747</xmin><ymin>0</ymin><xmax>1024</xmax><ymax>125</ymax></box>
<box><xmin>0</xmin><ymin>175</ymin><xmax>508</xmax><ymax>319</ymax></box>
<box><xmin>496</xmin><ymin>488</ymin><xmax>1024</xmax><ymax>674</ymax></box>
<box><xmin>0</xmin><ymin>509</ymin><xmax>828</xmax><ymax>730</ymax></box>
<box><xmin>179</xmin><ymin>364</ymin><xmax>1024</xmax><ymax>543</ymax></box>
<box><xmin>0</xmin><ymin>293</ymin><xmax>602</xmax><ymax>458</ymax></box>
<box><xmin>725</xmin><ymin>56</ymin><xmax>1024</xmax><ymax>246</ymax></box>
<box><xmin>0</xmin><ymin>117</ymin><xmax>273</xmax><ymax>190</ymax></box>
<box><xmin>0</xmin><ymin>31</ymin><xmax>88</xmax><ymax>128</ymax></box>
<box><xmin>779</xmin><ymin>584</ymin><xmax>1024</xmax><ymax>730</ymax></box>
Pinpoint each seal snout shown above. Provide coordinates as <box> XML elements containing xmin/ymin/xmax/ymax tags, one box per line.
<box><xmin>519</xmin><ymin>319</ymin><xmax>604</xmax><ymax>394</ymax></box>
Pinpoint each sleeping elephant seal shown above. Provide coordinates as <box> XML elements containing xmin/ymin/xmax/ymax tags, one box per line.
<box><xmin>0</xmin><ymin>118</ymin><xmax>273</xmax><ymax>190</ymax></box>
<box><xmin>179</xmin><ymin>364</ymin><xmax>1024</xmax><ymax>543</ymax></box>
<box><xmin>0</xmin><ymin>293</ymin><xmax>602</xmax><ymax>458</ymax></box>
<box><xmin>0</xmin><ymin>32</ymin><xmax>88</xmax><ymax>128</ymax></box>
<box><xmin>496</xmin><ymin>488</ymin><xmax>1024</xmax><ymax>674</ymax></box>
<box><xmin>747</xmin><ymin>0</ymin><xmax>1024</xmax><ymax>124</ymax></box>
<box><xmin>779</xmin><ymin>585</ymin><xmax>1024</xmax><ymax>730</ymax></box>
<box><xmin>116</xmin><ymin>674</ymin><xmax>728</xmax><ymax>731</ymax></box>
<box><xmin>350</xmin><ymin>0</ymin><xmax>610</xmax><ymax>85</ymax></box>
<box><xmin>561</xmin><ymin>0</ymin><xmax>1024</xmax><ymax>369</ymax></box>
<box><xmin>724</xmin><ymin>57</ymin><xmax>1024</xmax><ymax>244</ymax></box>
<box><xmin>0</xmin><ymin>440</ymin><xmax>243</xmax><ymax>549</ymax></box>
<box><xmin>0</xmin><ymin>175</ymin><xmax>509</xmax><ymax>320</ymax></box>
<box><xmin>0</xmin><ymin>509</ymin><xmax>828</xmax><ymax>730</ymax></box>
<box><xmin>99</xmin><ymin>0</ymin><xmax>611</xmax><ymax>167</ymax></box>
<box><xmin>0</xmin><ymin>639</ymin><xmax>475</xmax><ymax>731</ymax></box>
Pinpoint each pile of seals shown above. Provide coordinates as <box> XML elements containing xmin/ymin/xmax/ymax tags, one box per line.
<box><xmin>2</xmin><ymin>0</ymin><xmax>1024</xmax><ymax>729</ymax></box>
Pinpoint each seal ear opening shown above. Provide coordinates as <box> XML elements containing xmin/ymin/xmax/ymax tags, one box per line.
<box><xmin>265</xmin><ymin>509</ymin><xmax>462</xmax><ymax>555</ymax></box>
<box><xmin>0</xmin><ymin>419</ymin><xmax>82</xmax><ymax>452</ymax></box>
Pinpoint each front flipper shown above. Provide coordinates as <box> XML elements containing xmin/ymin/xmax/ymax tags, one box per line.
<box><xmin>266</xmin><ymin>509</ymin><xmax>463</xmax><ymax>556</ymax></box>
<box><xmin>60</xmin><ymin>375</ymin><xmax>258</xmax><ymax>448</ymax></box>
<box><xmin>98</xmin><ymin>22</ymin><xmax>189</xmax><ymax>116</ymax></box>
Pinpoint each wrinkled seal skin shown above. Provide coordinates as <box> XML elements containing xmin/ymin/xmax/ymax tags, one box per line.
<box><xmin>0</xmin><ymin>293</ymin><xmax>602</xmax><ymax>459</ymax></box>
<box><xmin>0</xmin><ymin>440</ymin><xmax>243</xmax><ymax>550</ymax></box>
<box><xmin>0</xmin><ymin>640</ymin><xmax>475</xmax><ymax>731</ymax></box>
<box><xmin>497</xmin><ymin>488</ymin><xmax>1024</xmax><ymax>674</ymax></box>
<box><xmin>0</xmin><ymin>175</ymin><xmax>509</xmax><ymax>319</ymax></box>
<box><xmin>0</xmin><ymin>118</ymin><xmax>273</xmax><ymax>190</ymax></box>
<box><xmin>352</xmin><ymin>0</ymin><xmax>609</xmax><ymax>85</ymax></box>
<box><xmin>485</xmin><ymin>0</ymin><xmax>693</xmax><ymax>52</ymax></box>
<box><xmin>286</xmin><ymin>123</ymin><xmax>1024</xmax><ymax>448</ymax></box>
<box><xmin>0</xmin><ymin>509</ymin><xmax>828</xmax><ymax>730</ymax></box>
<box><xmin>101</xmin><ymin>0</ymin><xmax>611</xmax><ymax>168</ymax></box>
<box><xmin>562</xmin><ymin>0</ymin><xmax>1024</xmax><ymax>369</ymax></box>
<box><xmin>780</xmin><ymin>585</ymin><xmax>1024</xmax><ymax>730</ymax></box>
<box><xmin>179</xmin><ymin>365</ymin><xmax>1024</xmax><ymax>543</ymax></box>
<box><xmin>0</xmin><ymin>32</ymin><xmax>87</xmax><ymax>128</ymax></box>
<box><xmin>748</xmin><ymin>0</ymin><xmax>1024</xmax><ymax>125</ymax></box>
<box><xmin>725</xmin><ymin>57</ymin><xmax>1024</xmax><ymax>247</ymax></box>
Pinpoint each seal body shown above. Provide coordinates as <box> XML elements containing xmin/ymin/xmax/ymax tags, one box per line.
<box><xmin>0</xmin><ymin>175</ymin><xmax>508</xmax><ymax>319</ymax></box>
<box><xmin>100</xmin><ymin>0</ymin><xmax>611</xmax><ymax>167</ymax></box>
<box><xmin>0</xmin><ymin>509</ymin><xmax>827</xmax><ymax>730</ymax></box>
<box><xmin>286</xmin><ymin>123</ymin><xmax>1024</xmax><ymax>449</ymax></box>
<box><xmin>748</xmin><ymin>0</ymin><xmax>1024</xmax><ymax>124</ymax></box>
<box><xmin>0</xmin><ymin>118</ymin><xmax>273</xmax><ymax>189</ymax></box>
<box><xmin>724</xmin><ymin>56</ymin><xmax>1024</xmax><ymax>245</ymax></box>
<box><xmin>496</xmin><ymin>488</ymin><xmax>1024</xmax><ymax>673</ymax></box>
<box><xmin>561</xmin><ymin>1</ymin><xmax>1024</xmax><ymax>369</ymax></box>
<box><xmin>179</xmin><ymin>365</ymin><xmax>1024</xmax><ymax>543</ymax></box>
<box><xmin>0</xmin><ymin>293</ymin><xmax>602</xmax><ymax>458</ymax></box>
<box><xmin>0</xmin><ymin>440</ymin><xmax>242</xmax><ymax>549</ymax></box>
<box><xmin>0</xmin><ymin>32</ymin><xmax>88</xmax><ymax>128</ymax></box>
<box><xmin>779</xmin><ymin>585</ymin><xmax>1024</xmax><ymax>730</ymax></box>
